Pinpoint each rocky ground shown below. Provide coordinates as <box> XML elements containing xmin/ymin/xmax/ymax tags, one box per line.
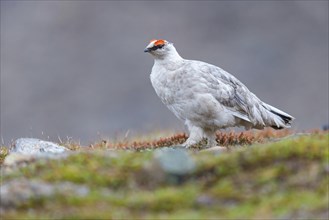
<box><xmin>0</xmin><ymin>129</ymin><xmax>328</xmax><ymax>219</ymax></box>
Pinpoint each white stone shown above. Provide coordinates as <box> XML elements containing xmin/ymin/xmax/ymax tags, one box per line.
<box><xmin>11</xmin><ymin>138</ymin><xmax>68</xmax><ymax>155</ymax></box>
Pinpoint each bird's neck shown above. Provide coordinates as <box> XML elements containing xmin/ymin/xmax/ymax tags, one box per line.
<box><xmin>153</xmin><ymin>49</ymin><xmax>184</xmax><ymax>68</ymax></box>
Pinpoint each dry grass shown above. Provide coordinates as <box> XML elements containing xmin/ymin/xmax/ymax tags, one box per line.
<box><xmin>85</xmin><ymin>128</ymin><xmax>300</xmax><ymax>151</ymax></box>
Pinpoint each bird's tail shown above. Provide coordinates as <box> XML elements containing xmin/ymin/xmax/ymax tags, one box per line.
<box><xmin>262</xmin><ymin>103</ymin><xmax>295</xmax><ymax>129</ymax></box>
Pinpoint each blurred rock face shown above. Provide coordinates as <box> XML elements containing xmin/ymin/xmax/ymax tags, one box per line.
<box><xmin>1</xmin><ymin>1</ymin><xmax>328</xmax><ymax>144</ymax></box>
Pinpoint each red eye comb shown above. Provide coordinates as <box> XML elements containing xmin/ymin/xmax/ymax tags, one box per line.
<box><xmin>154</xmin><ymin>39</ymin><xmax>165</xmax><ymax>46</ymax></box>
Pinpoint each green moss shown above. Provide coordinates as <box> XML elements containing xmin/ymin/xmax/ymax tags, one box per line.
<box><xmin>125</xmin><ymin>184</ymin><xmax>199</xmax><ymax>212</ymax></box>
<box><xmin>4</xmin><ymin>151</ymin><xmax>152</xmax><ymax>188</ymax></box>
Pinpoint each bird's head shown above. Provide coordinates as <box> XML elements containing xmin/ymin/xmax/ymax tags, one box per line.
<box><xmin>144</xmin><ymin>39</ymin><xmax>178</xmax><ymax>59</ymax></box>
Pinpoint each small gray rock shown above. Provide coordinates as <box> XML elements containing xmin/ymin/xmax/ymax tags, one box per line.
<box><xmin>136</xmin><ymin>148</ymin><xmax>196</xmax><ymax>187</ymax></box>
<box><xmin>196</xmin><ymin>194</ymin><xmax>216</xmax><ymax>206</ymax></box>
<box><xmin>154</xmin><ymin>148</ymin><xmax>195</xmax><ymax>176</ymax></box>
<box><xmin>11</xmin><ymin>138</ymin><xmax>68</xmax><ymax>155</ymax></box>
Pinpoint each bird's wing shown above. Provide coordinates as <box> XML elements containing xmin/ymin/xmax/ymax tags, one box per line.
<box><xmin>187</xmin><ymin>60</ymin><xmax>265</xmax><ymax>125</ymax></box>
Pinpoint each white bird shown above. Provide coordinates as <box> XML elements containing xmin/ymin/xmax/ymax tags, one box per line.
<box><xmin>144</xmin><ymin>39</ymin><xmax>294</xmax><ymax>148</ymax></box>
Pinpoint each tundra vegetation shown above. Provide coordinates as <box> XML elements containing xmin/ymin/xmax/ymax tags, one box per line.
<box><xmin>0</xmin><ymin>129</ymin><xmax>328</xmax><ymax>219</ymax></box>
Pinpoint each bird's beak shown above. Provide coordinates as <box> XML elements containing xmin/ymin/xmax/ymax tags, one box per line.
<box><xmin>144</xmin><ymin>47</ymin><xmax>150</xmax><ymax>53</ymax></box>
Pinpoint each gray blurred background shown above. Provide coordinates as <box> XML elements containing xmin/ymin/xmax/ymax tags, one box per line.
<box><xmin>1</xmin><ymin>1</ymin><xmax>328</xmax><ymax>144</ymax></box>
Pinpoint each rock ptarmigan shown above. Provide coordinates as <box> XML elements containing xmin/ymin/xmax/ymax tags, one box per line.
<box><xmin>144</xmin><ymin>39</ymin><xmax>294</xmax><ymax>148</ymax></box>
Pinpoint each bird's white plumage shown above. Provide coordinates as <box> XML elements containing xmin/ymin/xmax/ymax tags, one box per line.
<box><xmin>145</xmin><ymin>40</ymin><xmax>294</xmax><ymax>148</ymax></box>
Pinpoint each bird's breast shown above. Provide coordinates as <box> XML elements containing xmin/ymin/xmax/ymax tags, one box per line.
<box><xmin>150</xmin><ymin>67</ymin><xmax>183</xmax><ymax>106</ymax></box>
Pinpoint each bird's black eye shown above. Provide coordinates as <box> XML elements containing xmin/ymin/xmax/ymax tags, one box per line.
<box><xmin>149</xmin><ymin>44</ymin><xmax>165</xmax><ymax>51</ymax></box>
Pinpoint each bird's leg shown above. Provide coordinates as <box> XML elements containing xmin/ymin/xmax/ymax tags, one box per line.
<box><xmin>203</xmin><ymin>130</ymin><xmax>229</xmax><ymax>152</ymax></box>
<box><xmin>204</xmin><ymin>130</ymin><xmax>217</xmax><ymax>148</ymax></box>
<box><xmin>182</xmin><ymin>125</ymin><xmax>204</xmax><ymax>148</ymax></box>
